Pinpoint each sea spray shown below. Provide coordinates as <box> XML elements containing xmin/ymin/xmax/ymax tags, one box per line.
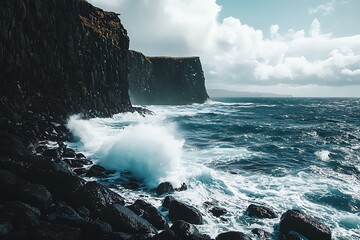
<box><xmin>67</xmin><ymin>115</ymin><xmax>184</xmax><ymax>187</ymax></box>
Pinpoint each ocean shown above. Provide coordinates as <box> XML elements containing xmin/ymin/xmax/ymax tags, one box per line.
<box><xmin>67</xmin><ymin>98</ymin><xmax>360</xmax><ymax>239</ymax></box>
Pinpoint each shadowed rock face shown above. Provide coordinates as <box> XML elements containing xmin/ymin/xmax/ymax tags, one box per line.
<box><xmin>128</xmin><ymin>50</ymin><xmax>209</xmax><ymax>105</ymax></box>
<box><xmin>0</xmin><ymin>0</ymin><xmax>131</xmax><ymax>117</ymax></box>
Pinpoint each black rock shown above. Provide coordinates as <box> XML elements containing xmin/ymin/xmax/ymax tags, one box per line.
<box><xmin>216</xmin><ymin>231</ymin><xmax>252</xmax><ymax>240</ymax></box>
<box><xmin>156</xmin><ymin>182</ymin><xmax>174</xmax><ymax>195</ymax></box>
<box><xmin>209</xmin><ymin>207</ymin><xmax>227</xmax><ymax>217</ymax></box>
<box><xmin>0</xmin><ymin>133</ymin><xmax>32</xmax><ymax>158</ymax></box>
<box><xmin>0</xmin><ymin>222</ymin><xmax>13</xmax><ymax>236</ymax></box>
<box><xmin>170</xmin><ymin>220</ymin><xmax>210</xmax><ymax>240</ymax></box>
<box><xmin>284</xmin><ymin>232</ymin><xmax>306</xmax><ymax>240</ymax></box>
<box><xmin>28</xmin><ymin>223</ymin><xmax>81</xmax><ymax>240</ymax></box>
<box><xmin>75</xmin><ymin>153</ymin><xmax>86</xmax><ymax>159</ymax></box>
<box><xmin>1</xmin><ymin>201</ymin><xmax>41</xmax><ymax>229</ymax></box>
<box><xmin>63</xmin><ymin>148</ymin><xmax>76</xmax><ymax>158</ymax></box>
<box><xmin>15</xmin><ymin>183</ymin><xmax>53</xmax><ymax>211</ymax></box>
<box><xmin>99</xmin><ymin>204</ymin><xmax>157</xmax><ymax>234</ymax></box>
<box><xmin>43</xmin><ymin>149</ymin><xmax>61</xmax><ymax>159</ymax></box>
<box><xmin>70</xmin><ymin>181</ymin><xmax>125</xmax><ymax>216</ymax></box>
<box><xmin>128</xmin><ymin>199</ymin><xmax>169</xmax><ymax>230</ymax></box>
<box><xmin>169</xmin><ymin>200</ymin><xmax>203</xmax><ymax>225</ymax></box>
<box><xmin>45</xmin><ymin>202</ymin><xmax>83</xmax><ymax>225</ymax></box>
<box><xmin>109</xmin><ymin>232</ymin><xmax>132</xmax><ymax>240</ymax></box>
<box><xmin>85</xmin><ymin>164</ymin><xmax>115</xmax><ymax>178</ymax></box>
<box><xmin>246</xmin><ymin>204</ymin><xmax>277</xmax><ymax>219</ymax></box>
<box><xmin>251</xmin><ymin>228</ymin><xmax>271</xmax><ymax>239</ymax></box>
<box><xmin>152</xmin><ymin>229</ymin><xmax>177</xmax><ymax>240</ymax></box>
<box><xmin>74</xmin><ymin>168</ymin><xmax>88</xmax><ymax>175</ymax></box>
<box><xmin>128</xmin><ymin>233</ymin><xmax>153</xmax><ymax>240</ymax></box>
<box><xmin>0</xmin><ymin>168</ymin><xmax>28</xmax><ymax>201</ymax></box>
<box><xmin>162</xmin><ymin>196</ymin><xmax>175</xmax><ymax>209</ymax></box>
<box><xmin>279</xmin><ymin>210</ymin><xmax>331</xmax><ymax>240</ymax></box>
<box><xmin>63</xmin><ymin>159</ymin><xmax>84</xmax><ymax>168</ymax></box>
<box><xmin>175</xmin><ymin>183</ymin><xmax>188</xmax><ymax>192</ymax></box>
<box><xmin>77</xmin><ymin>206</ymin><xmax>90</xmax><ymax>219</ymax></box>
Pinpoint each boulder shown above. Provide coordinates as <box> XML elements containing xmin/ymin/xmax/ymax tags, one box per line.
<box><xmin>75</xmin><ymin>153</ymin><xmax>86</xmax><ymax>159</ymax></box>
<box><xmin>251</xmin><ymin>228</ymin><xmax>271</xmax><ymax>239</ymax></box>
<box><xmin>43</xmin><ymin>149</ymin><xmax>61</xmax><ymax>159</ymax></box>
<box><xmin>209</xmin><ymin>207</ymin><xmax>227</xmax><ymax>217</ymax></box>
<box><xmin>70</xmin><ymin>181</ymin><xmax>125</xmax><ymax>216</ymax></box>
<box><xmin>16</xmin><ymin>183</ymin><xmax>53</xmax><ymax>211</ymax></box>
<box><xmin>0</xmin><ymin>222</ymin><xmax>13</xmax><ymax>236</ymax></box>
<box><xmin>216</xmin><ymin>231</ymin><xmax>252</xmax><ymax>240</ymax></box>
<box><xmin>169</xmin><ymin>200</ymin><xmax>203</xmax><ymax>225</ymax></box>
<box><xmin>0</xmin><ymin>201</ymin><xmax>41</xmax><ymax>229</ymax></box>
<box><xmin>63</xmin><ymin>148</ymin><xmax>76</xmax><ymax>158</ymax></box>
<box><xmin>0</xmin><ymin>133</ymin><xmax>32</xmax><ymax>158</ymax></box>
<box><xmin>45</xmin><ymin>202</ymin><xmax>83</xmax><ymax>225</ymax></box>
<box><xmin>170</xmin><ymin>220</ymin><xmax>210</xmax><ymax>240</ymax></box>
<box><xmin>99</xmin><ymin>204</ymin><xmax>157</xmax><ymax>234</ymax></box>
<box><xmin>156</xmin><ymin>182</ymin><xmax>174</xmax><ymax>195</ymax></box>
<box><xmin>28</xmin><ymin>223</ymin><xmax>81</xmax><ymax>240</ymax></box>
<box><xmin>175</xmin><ymin>183</ymin><xmax>188</xmax><ymax>192</ymax></box>
<box><xmin>153</xmin><ymin>229</ymin><xmax>177</xmax><ymax>240</ymax></box>
<box><xmin>279</xmin><ymin>210</ymin><xmax>331</xmax><ymax>240</ymax></box>
<box><xmin>246</xmin><ymin>204</ymin><xmax>277</xmax><ymax>219</ymax></box>
<box><xmin>128</xmin><ymin>199</ymin><xmax>169</xmax><ymax>230</ymax></box>
<box><xmin>162</xmin><ymin>196</ymin><xmax>175</xmax><ymax>209</ymax></box>
<box><xmin>85</xmin><ymin>164</ymin><xmax>115</xmax><ymax>178</ymax></box>
<box><xmin>0</xmin><ymin>169</ymin><xmax>28</xmax><ymax>200</ymax></box>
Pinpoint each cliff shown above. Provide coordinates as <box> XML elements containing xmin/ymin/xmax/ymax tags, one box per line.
<box><xmin>128</xmin><ymin>50</ymin><xmax>209</xmax><ymax>105</ymax></box>
<box><xmin>0</xmin><ymin>0</ymin><xmax>131</xmax><ymax>119</ymax></box>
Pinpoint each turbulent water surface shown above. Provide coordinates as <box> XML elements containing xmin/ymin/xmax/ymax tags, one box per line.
<box><xmin>67</xmin><ymin>98</ymin><xmax>360</xmax><ymax>239</ymax></box>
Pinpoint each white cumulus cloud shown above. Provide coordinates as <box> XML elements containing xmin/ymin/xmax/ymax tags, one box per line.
<box><xmin>88</xmin><ymin>0</ymin><xmax>360</xmax><ymax>88</ymax></box>
<box><xmin>308</xmin><ymin>1</ymin><xmax>335</xmax><ymax>16</ymax></box>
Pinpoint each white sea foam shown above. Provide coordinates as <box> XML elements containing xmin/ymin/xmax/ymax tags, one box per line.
<box><xmin>67</xmin><ymin>115</ymin><xmax>184</xmax><ymax>188</ymax></box>
<box><xmin>315</xmin><ymin>150</ymin><xmax>331</xmax><ymax>161</ymax></box>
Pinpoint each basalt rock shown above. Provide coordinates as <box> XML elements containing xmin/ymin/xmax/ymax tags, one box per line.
<box><xmin>69</xmin><ymin>181</ymin><xmax>125</xmax><ymax>216</ymax></box>
<box><xmin>279</xmin><ymin>209</ymin><xmax>331</xmax><ymax>240</ymax></box>
<box><xmin>170</xmin><ymin>220</ymin><xmax>211</xmax><ymax>240</ymax></box>
<box><xmin>128</xmin><ymin>51</ymin><xmax>209</xmax><ymax>105</ymax></box>
<box><xmin>215</xmin><ymin>231</ymin><xmax>252</xmax><ymax>240</ymax></box>
<box><xmin>156</xmin><ymin>182</ymin><xmax>174</xmax><ymax>195</ymax></box>
<box><xmin>168</xmin><ymin>200</ymin><xmax>203</xmax><ymax>225</ymax></box>
<box><xmin>0</xmin><ymin>0</ymin><xmax>132</xmax><ymax>119</ymax></box>
<box><xmin>246</xmin><ymin>204</ymin><xmax>277</xmax><ymax>219</ymax></box>
<box><xmin>209</xmin><ymin>206</ymin><xmax>227</xmax><ymax>218</ymax></box>
<box><xmin>128</xmin><ymin>199</ymin><xmax>169</xmax><ymax>230</ymax></box>
<box><xmin>99</xmin><ymin>204</ymin><xmax>157</xmax><ymax>234</ymax></box>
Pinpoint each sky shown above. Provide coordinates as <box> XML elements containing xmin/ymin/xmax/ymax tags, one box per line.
<box><xmin>88</xmin><ymin>0</ymin><xmax>360</xmax><ymax>97</ymax></box>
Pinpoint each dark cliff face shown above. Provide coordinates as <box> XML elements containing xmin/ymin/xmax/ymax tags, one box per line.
<box><xmin>128</xmin><ymin>51</ymin><xmax>209</xmax><ymax>105</ymax></box>
<box><xmin>0</xmin><ymin>0</ymin><xmax>131</xmax><ymax>118</ymax></box>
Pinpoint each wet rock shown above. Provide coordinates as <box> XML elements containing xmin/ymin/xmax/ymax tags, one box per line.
<box><xmin>100</xmin><ymin>204</ymin><xmax>157</xmax><ymax>234</ymax></box>
<box><xmin>156</xmin><ymin>182</ymin><xmax>174</xmax><ymax>195</ymax></box>
<box><xmin>43</xmin><ymin>149</ymin><xmax>61</xmax><ymax>159</ymax></box>
<box><xmin>63</xmin><ymin>159</ymin><xmax>84</xmax><ymax>168</ymax></box>
<box><xmin>128</xmin><ymin>233</ymin><xmax>153</xmax><ymax>240</ymax></box>
<box><xmin>16</xmin><ymin>183</ymin><xmax>53</xmax><ymax>211</ymax></box>
<box><xmin>85</xmin><ymin>164</ymin><xmax>115</xmax><ymax>178</ymax></box>
<box><xmin>175</xmin><ymin>183</ymin><xmax>188</xmax><ymax>192</ymax></box>
<box><xmin>0</xmin><ymin>169</ymin><xmax>28</xmax><ymax>200</ymax></box>
<box><xmin>63</xmin><ymin>148</ymin><xmax>76</xmax><ymax>158</ymax></box>
<box><xmin>77</xmin><ymin>206</ymin><xmax>90</xmax><ymax>219</ymax></box>
<box><xmin>70</xmin><ymin>181</ymin><xmax>125</xmax><ymax>216</ymax></box>
<box><xmin>0</xmin><ymin>133</ymin><xmax>32</xmax><ymax>158</ymax></box>
<box><xmin>0</xmin><ymin>222</ymin><xmax>13</xmax><ymax>236</ymax></box>
<box><xmin>215</xmin><ymin>231</ymin><xmax>252</xmax><ymax>240</ymax></box>
<box><xmin>246</xmin><ymin>204</ymin><xmax>277</xmax><ymax>219</ymax></box>
<box><xmin>209</xmin><ymin>207</ymin><xmax>227</xmax><ymax>217</ymax></box>
<box><xmin>1</xmin><ymin>201</ymin><xmax>41</xmax><ymax>229</ymax></box>
<box><xmin>251</xmin><ymin>228</ymin><xmax>271</xmax><ymax>239</ymax></box>
<box><xmin>279</xmin><ymin>210</ymin><xmax>331</xmax><ymax>240</ymax></box>
<box><xmin>28</xmin><ymin>223</ymin><xmax>81</xmax><ymax>240</ymax></box>
<box><xmin>128</xmin><ymin>199</ymin><xmax>169</xmax><ymax>230</ymax></box>
<box><xmin>74</xmin><ymin>168</ymin><xmax>88</xmax><ymax>175</ymax></box>
<box><xmin>109</xmin><ymin>232</ymin><xmax>132</xmax><ymax>240</ymax></box>
<box><xmin>169</xmin><ymin>200</ymin><xmax>203</xmax><ymax>225</ymax></box>
<box><xmin>45</xmin><ymin>202</ymin><xmax>83</xmax><ymax>225</ymax></box>
<box><xmin>170</xmin><ymin>220</ymin><xmax>210</xmax><ymax>240</ymax></box>
<box><xmin>152</xmin><ymin>229</ymin><xmax>177</xmax><ymax>240</ymax></box>
<box><xmin>75</xmin><ymin>153</ymin><xmax>86</xmax><ymax>159</ymax></box>
<box><xmin>284</xmin><ymin>232</ymin><xmax>306</xmax><ymax>240</ymax></box>
<box><xmin>162</xmin><ymin>196</ymin><xmax>175</xmax><ymax>209</ymax></box>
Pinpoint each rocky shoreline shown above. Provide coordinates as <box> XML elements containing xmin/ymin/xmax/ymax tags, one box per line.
<box><xmin>1</xmin><ymin>0</ymin><xmax>332</xmax><ymax>239</ymax></box>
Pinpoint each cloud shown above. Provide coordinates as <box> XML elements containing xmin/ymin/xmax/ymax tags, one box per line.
<box><xmin>88</xmin><ymin>0</ymin><xmax>360</xmax><ymax>88</ymax></box>
<box><xmin>308</xmin><ymin>1</ymin><xmax>335</xmax><ymax>16</ymax></box>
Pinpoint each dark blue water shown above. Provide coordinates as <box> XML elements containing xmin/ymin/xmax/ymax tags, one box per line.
<box><xmin>68</xmin><ymin>98</ymin><xmax>360</xmax><ymax>239</ymax></box>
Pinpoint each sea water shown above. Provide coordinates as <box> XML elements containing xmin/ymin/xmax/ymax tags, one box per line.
<box><xmin>67</xmin><ymin>98</ymin><xmax>360</xmax><ymax>239</ymax></box>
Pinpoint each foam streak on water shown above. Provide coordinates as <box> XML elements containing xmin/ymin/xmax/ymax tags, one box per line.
<box><xmin>67</xmin><ymin>98</ymin><xmax>360</xmax><ymax>239</ymax></box>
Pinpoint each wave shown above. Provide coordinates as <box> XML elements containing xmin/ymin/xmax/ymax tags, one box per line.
<box><xmin>67</xmin><ymin>115</ymin><xmax>184</xmax><ymax>188</ymax></box>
